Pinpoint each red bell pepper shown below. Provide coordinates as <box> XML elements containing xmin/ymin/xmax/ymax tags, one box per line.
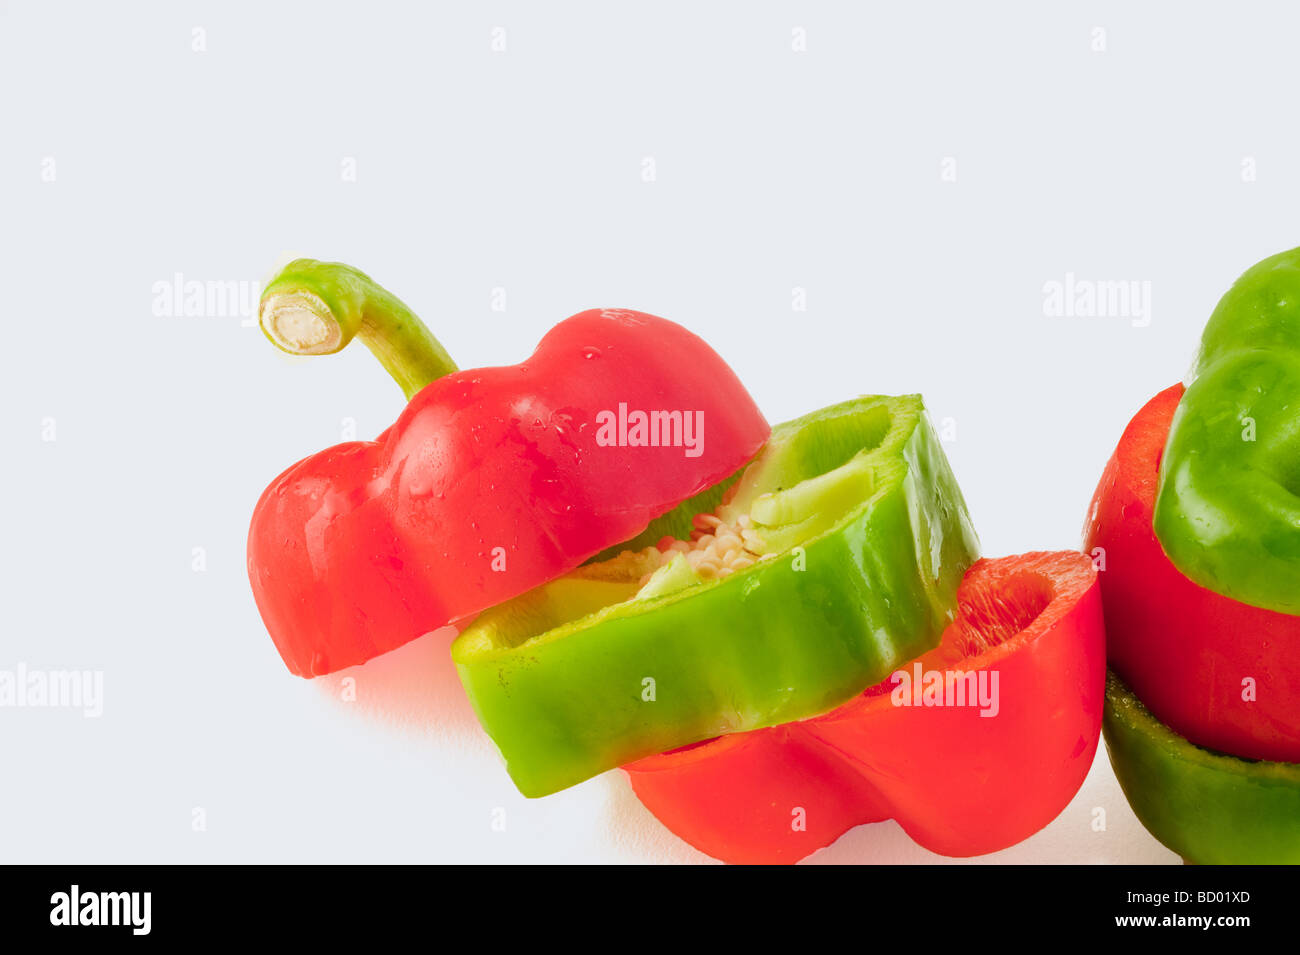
<box><xmin>1084</xmin><ymin>384</ymin><xmax>1300</xmax><ymax>763</ymax></box>
<box><xmin>625</xmin><ymin>551</ymin><xmax>1104</xmax><ymax>863</ymax></box>
<box><xmin>247</xmin><ymin>260</ymin><xmax>769</xmax><ymax>676</ymax></box>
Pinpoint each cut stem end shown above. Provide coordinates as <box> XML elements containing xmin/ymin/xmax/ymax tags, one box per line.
<box><xmin>261</xmin><ymin>291</ymin><xmax>344</xmax><ymax>355</ymax></box>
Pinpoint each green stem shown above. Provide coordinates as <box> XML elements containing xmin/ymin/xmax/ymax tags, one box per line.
<box><xmin>258</xmin><ymin>258</ymin><xmax>457</xmax><ymax>400</ymax></box>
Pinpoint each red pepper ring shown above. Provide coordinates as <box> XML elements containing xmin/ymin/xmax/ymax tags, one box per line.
<box><xmin>625</xmin><ymin>551</ymin><xmax>1105</xmax><ymax>864</ymax></box>
<box><xmin>1084</xmin><ymin>384</ymin><xmax>1300</xmax><ymax>763</ymax></box>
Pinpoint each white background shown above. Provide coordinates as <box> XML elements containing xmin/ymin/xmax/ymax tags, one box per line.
<box><xmin>7</xmin><ymin>0</ymin><xmax>1296</xmax><ymax>863</ymax></box>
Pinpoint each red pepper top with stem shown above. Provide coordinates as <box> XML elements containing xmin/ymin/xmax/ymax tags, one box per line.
<box><xmin>247</xmin><ymin>259</ymin><xmax>770</xmax><ymax>677</ymax></box>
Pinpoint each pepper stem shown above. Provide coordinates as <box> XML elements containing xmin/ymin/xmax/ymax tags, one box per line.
<box><xmin>259</xmin><ymin>258</ymin><xmax>457</xmax><ymax>400</ymax></box>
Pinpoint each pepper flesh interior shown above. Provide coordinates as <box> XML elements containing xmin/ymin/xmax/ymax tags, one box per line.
<box><xmin>943</xmin><ymin>571</ymin><xmax>1053</xmax><ymax>659</ymax></box>
<box><xmin>491</xmin><ymin>402</ymin><xmax>893</xmax><ymax>649</ymax></box>
<box><xmin>631</xmin><ymin>449</ymin><xmax>877</xmax><ymax>595</ymax></box>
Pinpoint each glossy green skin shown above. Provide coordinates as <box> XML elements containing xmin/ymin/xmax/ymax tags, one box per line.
<box><xmin>1104</xmin><ymin>671</ymin><xmax>1300</xmax><ymax>864</ymax></box>
<box><xmin>1153</xmin><ymin>247</ymin><xmax>1300</xmax><ymax>613</ymax></box>
<box><xmin>453</xmin><ymin>395</ymin><xmax>980</xmax><ymax>797</ymax></box>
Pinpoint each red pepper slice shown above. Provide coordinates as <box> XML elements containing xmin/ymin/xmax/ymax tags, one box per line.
<box><xmin>625</xmin><ymin>551</ymin><xmax>1104</xmax><ymax>864</ymax></box>
<box><xmin>248</xmin><ymin>264</ymin><xmax>769</xmax><ymax>677</ymax></box>
<box><xmin>1084</xmin><ymin>384</ymin><xmax>1300</xmax><ymax>762</ymax></box>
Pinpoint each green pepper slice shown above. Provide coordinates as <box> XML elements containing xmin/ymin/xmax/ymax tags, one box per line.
<box><xmin>1153</xmin><ymin>247</ymin><xmax>1300</xmax><ymax>614</ymax></box>
<box><xmin>1103</xmin><ymin>670</ymin><xmax>1300</xmax><ymax>864</ymax></box>
<box><xmin>452</xmin><ymin>395</ymin><xmax>980</xmax><ymax>797</ymax></box>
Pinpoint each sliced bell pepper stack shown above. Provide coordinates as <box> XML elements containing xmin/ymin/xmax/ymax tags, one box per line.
<box><xmin>248</xmin><ymin>259</ymin><xmax>769</xmax><ymax>677</ymax></box>
<box><xmin>452</xmin><ymin>395</ymin><xmax>980</xmax><ymax>797</ymax></box>
<box><xmin>1104</xmin><ymin>670</ymin><xmax>1300</xmax><ymax>865</ymax></box>
<box><xmin>1153</xmin><ymin>247</ymin><xmax>1300</xmax><ymax>615</ymax></box>
<box><xmin>626</xmin><ymin>551</ymin><xmax>1104</xmax><ymax>864</ymax></box>
<box><xmin>1084</xmin><ymin>384</ymin><xmax>1300</xmax><ymax>763</ymax></box>
<box><xmin>1086</xmin><ymin>248</ymin><xmax>1300</xmax><ymax>863</ymax></box>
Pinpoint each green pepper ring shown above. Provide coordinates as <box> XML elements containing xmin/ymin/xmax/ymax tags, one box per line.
<box><xmin>453</xmin><ymin>395</ymin><xmax>980</xmax><ymax>797</ymax></box>
<box><xmin>1103</xmin><ymin>670</ymin><xmax>1300</xmax><ymax>864</ymax></box>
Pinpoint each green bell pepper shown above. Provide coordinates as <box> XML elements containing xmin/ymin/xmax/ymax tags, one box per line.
<box><xmin>452</xmin><ymin>394</ymin><xmax>980</xmax><ymax>797</ymax></box>
<box><xmin>1103</xmin><ymin>670</ymin><xmax>1300</xmax><ymax>864</ymax></box>
<box><xmin>1153</xmin><ymin>246</ymin><xmax>1300</xmax><ymax>614</ymax></box>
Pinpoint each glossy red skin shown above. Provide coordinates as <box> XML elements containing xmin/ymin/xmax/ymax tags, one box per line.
<box><xmin>248</xmin><ymin>309</ymin><xmax>769</xmax><ymax>677</ymax></box>
<box><xmin>1084</xmin><ymin>385</ymin><xmax>1300</xmax><ymax>762</ymax></box>
<box><xmin>626</xmin><ymin>552</ymin><xmax>1104</xmax><ymax>864</ymax></box>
